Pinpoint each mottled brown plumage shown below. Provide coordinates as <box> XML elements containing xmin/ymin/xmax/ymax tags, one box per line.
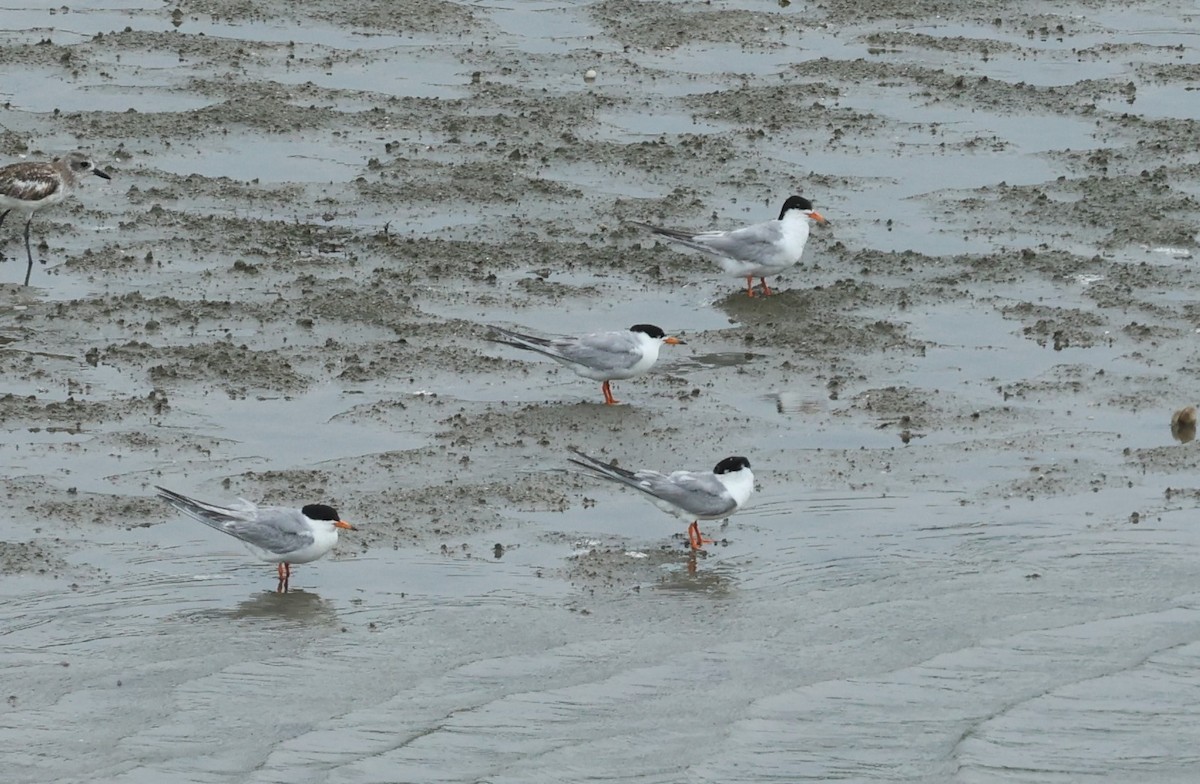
<box><xmin>0</xmin><ymin>152</ymin><xmax>111</xmax><ymax>285</ymax></box>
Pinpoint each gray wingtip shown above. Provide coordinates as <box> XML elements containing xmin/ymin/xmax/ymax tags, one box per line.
<box><xmin>154</xmin><ymin>485</ymin><xmax>178</xmax><ymax>499</ymax></box>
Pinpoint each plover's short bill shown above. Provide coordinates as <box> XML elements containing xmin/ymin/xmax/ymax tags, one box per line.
<box><xmin>630</xmin><ymin>194</ymin><xmax>829</xmax><ymax>298</ymax></box>
<box><xmin>0</xmin><ymin>152</ymin><xmax>111</xmax><ymax>285</ymax></box>
<box><xmin>155</xmin><ymin>486</ymin><xmax>358</xmax><ymax>590</ymax></box>
<box><xmin>488</xmin><ymin>323</ymin><xmax>685</xmax><ymax>405</ymax></box>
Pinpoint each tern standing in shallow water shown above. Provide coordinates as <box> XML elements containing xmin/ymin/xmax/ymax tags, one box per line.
<box><xmin>0</xmin><ymin>152</ymin><xmax>111</xmax><ymax>286</ymax></box>
<box><xmin>488</xmin><ymin>323</ymin><xmax>685</xmax><ymax>405</ymax></box>
<box><xmin>631</xmin><ymin>194</ymin><xmax>828</xmax><ymax>298</ymax></box>
<box><xmin>156</xmin><ymin>486</ymin><xmax>357</xmax><ymax>589</ymax></box>
<box><xmin>568</xmin><ymin>448</ymin><xmax>754</xmax><ymax>550</ymax></box>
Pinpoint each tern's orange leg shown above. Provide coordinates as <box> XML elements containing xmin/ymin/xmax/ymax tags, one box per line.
<box><xmin>759</xmin><ymin>277</ymin><xmax>773</xmax><ymax>296</ymax></box>
<box><xmin>687</xmin><ymin>521</ymin><xmax>715</xmax><ymax>550</ymax></box>
<box><xmin>744</xmin><ymin>276</ymin><xmax>756</xmax><ymax>297</ymax></box>
<box><xmin>601</xmin><ymin>380</ymin><xmax>619</xmax><ymax>405</ymax></box>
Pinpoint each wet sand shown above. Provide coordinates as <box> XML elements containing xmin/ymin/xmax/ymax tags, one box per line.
<box><xmin>3</xmin><ymin>0</ymin><xmax>1200</xmax><ymax>781</ymax></box>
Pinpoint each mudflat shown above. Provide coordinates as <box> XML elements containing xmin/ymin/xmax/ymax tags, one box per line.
<box><xmin>2</xmin><ymin>1</ymin><xmax>1200</xmax><ymax>781</ymax></box>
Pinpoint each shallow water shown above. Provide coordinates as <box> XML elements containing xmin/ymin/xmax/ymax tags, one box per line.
<box><xmin>4</xmin><ymin>0</ymin><xmax>1200</xmax><ymax>781</ymax></box>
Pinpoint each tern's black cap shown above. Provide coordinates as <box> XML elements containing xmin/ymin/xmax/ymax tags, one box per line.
<box><xmin>778</xmin><ymin>195</ymin><xmax>815</xmax><ymax>219</ymax></box>
<box><xmin>302</xmin><ymin>503</ymin><xmax>341</xmax><ymax>521</ymax></box>
<box><xmin>714</xmin><ymin>456</ymin><xmax>751</xmax><ymax>474</ymax></box>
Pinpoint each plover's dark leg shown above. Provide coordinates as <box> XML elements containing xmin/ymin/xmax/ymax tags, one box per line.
<box><xmin>22</xmin><ymin>216</ymin><xmax>34</xmax><ymax>287</ymax></box>
<box><xmin>0</xmin><ymin>210</ymin><xmax>8</xmax><ymax>271</ymax></box>
<box><xmin>0</xmin><ymin>210</ymin><xmax>8</xmax><ymax>266</ymax></box>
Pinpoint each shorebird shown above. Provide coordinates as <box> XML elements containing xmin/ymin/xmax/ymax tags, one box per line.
<box><xmin>488</xmin><ymin>323</ymin><xmax>685</xmax><ymax>405</ymax></box>
<box><xmin>155</xmin><ymin>486</ymin><xmax>357</xmax><ymax>589</ymax></box>
<box><xmin>631</xmin><ymin>194</ymin><xmax>829</xmax><ymax>297</ymax></box>
<box><xmin>567</xmin><ymin>448</ymin><xmax>754</xmax><ymax>550</ymax></box>
<box><xmin>0</xmin><ymin>152</ymin><xmax>111</xmax><ymax>285</ymax></box>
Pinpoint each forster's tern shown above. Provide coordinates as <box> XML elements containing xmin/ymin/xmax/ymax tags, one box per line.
<box><xmin>488</xmin><ymin>323</ymin><xmax>685</xmax><ymax>405</ymax></box>
<box><xmin>631</xmin><ymin>194</ymin><xmax>828</xmax><ymax>297</ymax></box>
<box><xmin>156</xmin><ymin>486</ymin><xmax>357</xmax><ymax>586</ymax></box>
<box><xmin>567</xmin><ymin>448</ymin><xmax>754</xmax><ymax>550</ymax></box>
<box><xmin>0</xmin><ymin>152</ymin><xmax>111</xmax><ymax>286</ymax></box>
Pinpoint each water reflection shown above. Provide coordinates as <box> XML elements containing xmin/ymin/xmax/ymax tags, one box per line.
<box><xmin>565</xmin><ymin>543</ymin><xmax>740</xmax><ymax>594</ymax></box>
<box><xmin>232</xmin><ymin>589</ymin><xmax>339</xmax><ymax>625</ymax></box>
<box><xmin>190</xmin><ymin>589</ymin><xmax>341</xmax><ymax>628</ymax></box>
<box><xmin>654</xmin><ymin>552</ymin><xmax>739</xmax><ymax>594</ymax></box>
<box><xmin>773</xmin><ymin>390</ymin><xmax>825</xmax><ymax>415</ymax></box>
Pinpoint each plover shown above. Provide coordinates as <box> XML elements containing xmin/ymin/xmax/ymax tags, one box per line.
<box><xmin>0</xmin><ymin>152</ymin><xmax>111</xmax><ymax>285</ymax></box>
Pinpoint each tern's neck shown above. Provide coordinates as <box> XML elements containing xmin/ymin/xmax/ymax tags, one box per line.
<box><xmin>719</xmin><ymin>468</ymin><xmax>755</xmax><ymax>507</ymax></box>
<box><xmin>310</xmin><ymin>521</ymin><xmax>341</xmax><ymax>547</ymax></box>
<box><xmin>636</xmin><ymin>333</ymin><xmax>662</xmax><ymax>359</ymax></box>
<box><xmin>780</xmin><ymin>209</ymin><xmax>810</xmax><ymax>233</ymax></box>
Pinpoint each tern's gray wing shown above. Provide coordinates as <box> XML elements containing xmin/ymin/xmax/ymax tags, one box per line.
<box><xmin>636</xmin><ymin>469</ymin><xmax>738</xmax><ymax>518</ymax></box>
<box><xmin>223</xmin><ymin>508</ymin><xmax>318</xmax><ymax>555</ymax></box>
<box><xmin>631</xmin><ymin>221</ymin><xmax>718</xmax><ymax>256</ymax></box>
<box><xmin>691</xmin><ymin>220</ymin><xmax>784</xmax><ymax>263</ymax></box>
<box><xmin>552</xmin><ymin>331</ymin><xmax>642</xmax><ymax>373</ymax></box>
<box><xmin>567</xmin><ymin>451</ymin><xmax>734</xmax><ymax>518</ymax></box>
<box><xmin>156</xmin><ymin>486</ymin><xmax>314</xmax><ymax>556</ymax></box>
<box><xmin>488</xmin><ymin>325</ymin><xmax>570</xmax><ymax>362</ymax></box>
<box><xmin>488</xmin><ymin>325</ymin><xmax>552</xmax><ymax>349</ymax></box>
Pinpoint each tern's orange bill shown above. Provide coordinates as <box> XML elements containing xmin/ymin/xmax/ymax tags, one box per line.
<box><xmin>809</xmin><ymin>210</ymin><xmax>829</xmax><ymax>225</ymax></box>
<box><xmin>335</xmin><ymin>520</ymin><xmax>358</xmax><ymax>531</ymax></box>
<box><xmin>664</xmin><ymin>336</ymin><xmax>686</xmax><ymax>345</ymax></box>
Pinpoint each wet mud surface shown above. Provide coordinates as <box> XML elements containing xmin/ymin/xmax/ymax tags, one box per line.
<box><xmin>3</xmin><ymin>0</ymin><xmax>1200</xmax><ymax>781</ymax></box>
